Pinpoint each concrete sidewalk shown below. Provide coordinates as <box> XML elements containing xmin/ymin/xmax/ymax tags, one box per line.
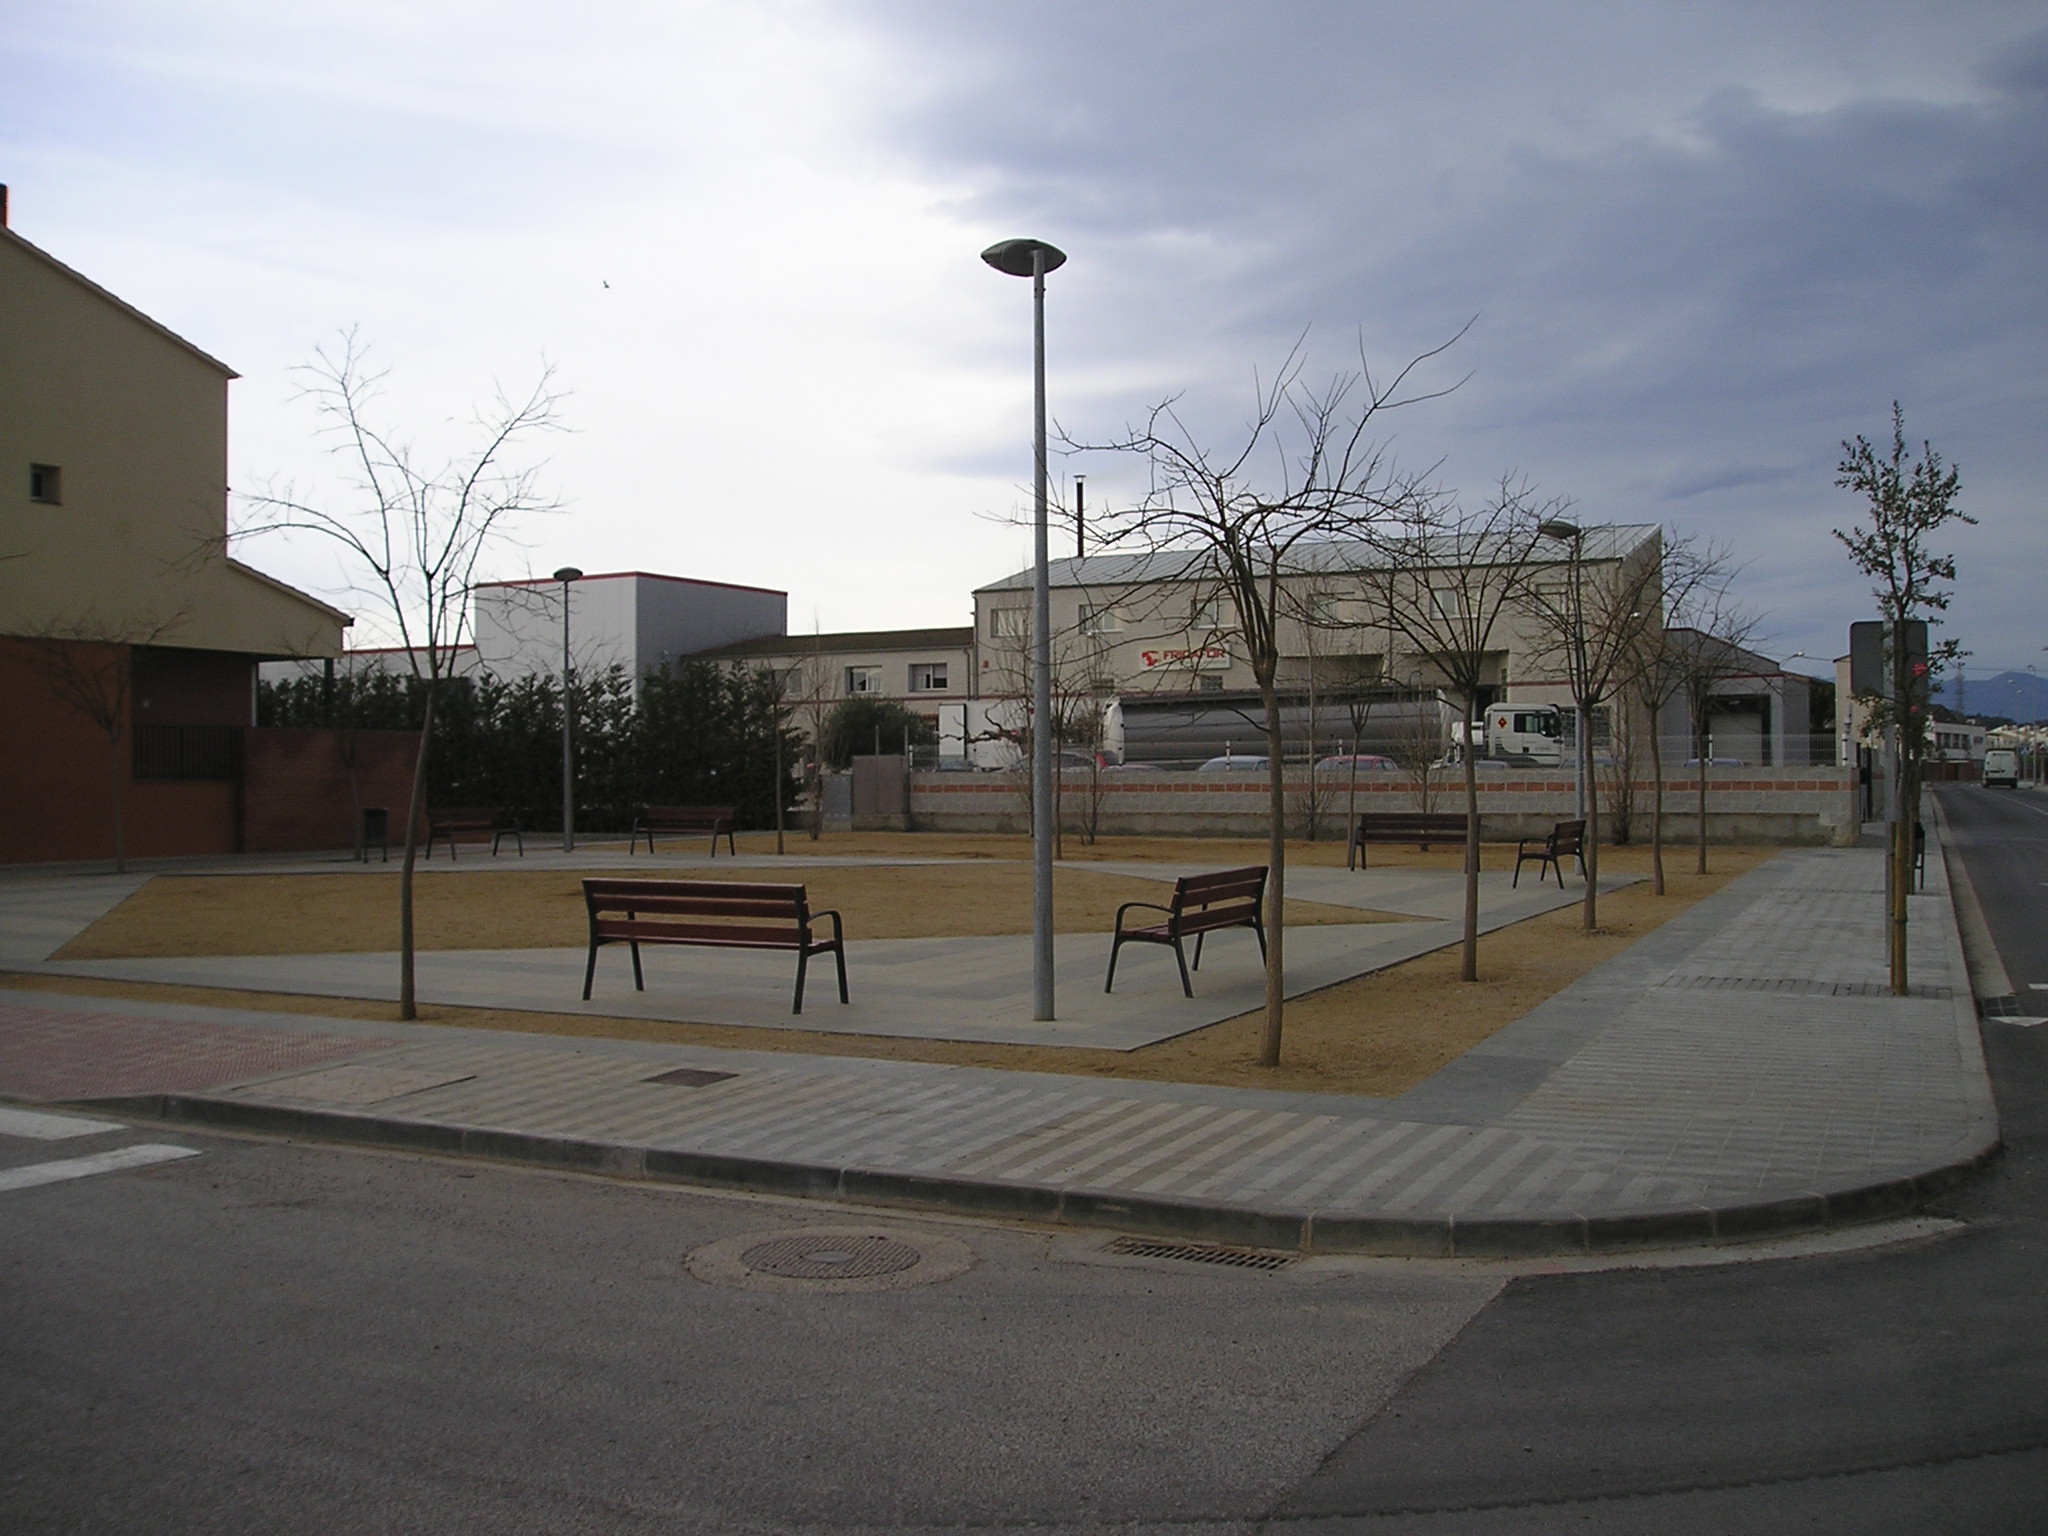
<box><xmin>0</xmin><ymin>841</ymin><xmax>1999</xmax><ymax>1256</ymax></box>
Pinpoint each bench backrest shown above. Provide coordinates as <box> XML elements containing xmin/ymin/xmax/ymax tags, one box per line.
<box><xmin>1358</xmin><ymin>812</ymin><xmax>1464</xmax><ymax>828</ymax></box>
<box><xmin>1171</xmin><ymin>866</ymin><xmax>1267</xmax><ymax>928</ymax></box>
<box><xmin>583</xmin><ymin>878</ymin><xmax>810</xmax><ymax>946</ymax></box>
<box><xmin>1548</xmin><ymin>819</ymin><xmax>1587</xmax><ymax>854</ymax></box>
<box><xmin>430</xmin><ymin>806</ymin><xmax>508</xmax><ymax>826</ymax></box>
<box><xmin>642</xmin><ymin>804</ymin><xmax>735</xmax><ymax>819</ymax></box>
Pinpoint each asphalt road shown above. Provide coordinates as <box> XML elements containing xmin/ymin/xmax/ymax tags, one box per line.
<box><xmin>6</xmin><ymin>802</ymin><xmax>2048</xmax><ymax>1533</ymax></box>
<box><xmin>1938</xmin><ymin>784</ymin><xmax>2048</xmax><ymax>995</ymax></box>
<box><xmin>2</xmin><ymin>1122</ymin><xmax>1501</xmax><ymax>1534</ymax></box>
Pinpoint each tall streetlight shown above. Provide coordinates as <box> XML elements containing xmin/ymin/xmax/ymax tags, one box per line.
<box><xmin>1537</xmin><ymin>519</ymin><xmax>1587</xmax><ymax>819</ymax></box>
<box><xmin>553</xmin><ymin>566</ymin><xmax>583</xmax><ymax>853</ymax></box>
<box><xmin>982</xmin><ymin>236</ymin><xmax>1066</xmax><ymax>1022</ymax></box>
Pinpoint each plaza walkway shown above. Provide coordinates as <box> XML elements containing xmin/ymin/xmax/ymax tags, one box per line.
<box><xmin>0</xmin><ymin>837</ymin><xmax>1998</xmax><ymax>1255</ymax></box>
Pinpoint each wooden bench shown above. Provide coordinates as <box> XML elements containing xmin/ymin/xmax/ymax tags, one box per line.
<box><xmin>425</xmin><ymin>806</ymin><xmax>523</xmax><ymax>860</ymax></box>
<box><xmin>1105</xmin><ymin>866</ymin><xmax>1268</xmax><ymax>998</ymax></box>
<box><xmin>1512</xmin><ymin>819</ymin><xmax>1587</xmax><ymax>888</ymax></box>
<box><xmin>629</xmin><ymin>805</ymin><xmax>738</xmax><ymax>856</ymax></box>
<box><xmin>580</xmin><ymin>878</ymin><xmax>847</xmax><ymax>1015</ymax></box>
<box><xmin>1346</xmin><ymin>811</ymin><xmax>1467</xmax><ymax>870</ymax></box>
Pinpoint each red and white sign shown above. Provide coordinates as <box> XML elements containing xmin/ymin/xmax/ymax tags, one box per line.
<box><xmin>1139</xmin><ymin>645</ymin><xmax>1230</xmax><ymax>672</ymax></box>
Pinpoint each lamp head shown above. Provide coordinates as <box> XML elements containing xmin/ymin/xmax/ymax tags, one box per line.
<box><xmin>553</xmin><ymin>567</ymin><xmax>583</xmax><ymax>583</ymax></box>
<box><xmin>1537</xmin><ymin>520</ymin><xmax>1582</xmax><ymax>543</ymax></box>
<box><xmin>981</xmin><ymin>238</ymin><xmax>1067</xmax><ymax>278</ymax></box>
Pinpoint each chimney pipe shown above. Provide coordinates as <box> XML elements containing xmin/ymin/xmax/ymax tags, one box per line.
<box><xmin>1074</xmin><ymin>475</ymin><xmax>1085</xmax><ymax>560</ymax></box>
<box><xmin>1</xmin><ymin>185</ymin><xmax>9</xmax><ymax>229</ymax></box>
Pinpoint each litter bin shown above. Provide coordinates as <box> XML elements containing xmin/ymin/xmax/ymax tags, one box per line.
<box><xmin>360</xmin><ymin>806</ymin><xmax>389</xmax><ymax>863</ymax></box>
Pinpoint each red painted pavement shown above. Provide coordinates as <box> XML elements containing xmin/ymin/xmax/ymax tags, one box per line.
<box><xmin>0</xmin><ymin>1001</ymin><xmax>396</xmax><ymax>1102</ymax></box>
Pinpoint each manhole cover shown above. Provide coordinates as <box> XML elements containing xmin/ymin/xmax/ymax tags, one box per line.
<box><xmin>689</xmin><ymin>1224</ymin><xmax>974</xmax><ymax>1293</ymax></box>
<box><xmin>741</xmin><ymin>1234</ymin><xmax>923</xmax><ymax>1280</ymax></box>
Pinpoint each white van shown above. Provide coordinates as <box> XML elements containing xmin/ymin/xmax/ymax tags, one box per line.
<box><xmin>1983</xmin><ymin>748</ymin><xmax>2020</xmax><ymax>789</ymax></box>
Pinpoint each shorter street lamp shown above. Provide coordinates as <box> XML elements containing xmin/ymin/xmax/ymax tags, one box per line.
<box><xmin>553</xmin><ymin>567</ymin><xmax>583</xmax><ymax>853</ymax></box>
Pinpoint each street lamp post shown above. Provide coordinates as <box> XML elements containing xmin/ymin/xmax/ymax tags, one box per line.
<box><xmin>982</xmin><ymin>236</ymin><xmax>1067</xmax><ymax>1022</ymax></box>
<box><xmin>553</xmin><ymin>566</ymin><xmax>582</xmax><ymax>853</ymax></box>
<box><xmin>1538</xmin><ymin>520</ymin><xmax>1587</xmax><ymax>819</ymax></box>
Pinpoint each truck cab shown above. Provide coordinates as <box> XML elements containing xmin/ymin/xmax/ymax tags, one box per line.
<box><xmin>1484</xmin><ymin>705</ymin><xmax>1567</xmax><ymax>766</ymax></box>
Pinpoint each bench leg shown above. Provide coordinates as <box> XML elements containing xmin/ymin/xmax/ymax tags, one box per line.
<box><xmin>630</xmin><ymin>940</ymin><xmax>644</xmax><ymax>992</ymax></box>
<box><xmin>1104</xmin><ymin>932</ymin><xmax>1125</xmax><ymax>993</ymax></box>
<box><xmin>582</xmin><ymin>941</ymin><xmax>599</xmax><ymax>1000</ymax></box>
<box><xmin>1172</xmin><ymin>937</ymin><xmax>1194</xmax><ymax>998</ymax></box>
<box><xmin>1253</xmin><ymin>918</ymin><xmax>1268</xmax><ymax>963</ymax></box>
<box><xmin>793</xmin><ymin>947</ymin><xmax>808</xmax><ymax>1014</ymax></box>
<box><xmin>832</xmin><ymin>942</ymin><xmax>848</xmax><ymax>1004</ymax></box>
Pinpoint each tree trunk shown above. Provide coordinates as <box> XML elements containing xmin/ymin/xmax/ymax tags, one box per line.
<box><xmin>1694</xmin><ymin>709</ymin><xmax>1709</xmax><ymax>876</ymax></box>
<box><xmin>1259</xmin><ymin>681</ymin><xmax>1287</xmax><ymax>1068</ymax></box>
<box><xmin>1649</xmin><ymin>718</ymin><xmax>1666</xmax><ymax>896</ymax></box>
<box><xmin>1460</xmin><ymin>738</ymin><xmax>1480</xmax><ymax>981</ymax></box>
<box><xmin>106</xmin><ymin>730</ymin><xmax>127</xmax><ymax>875</ymax></box>
<box><xmin>398</xmin><ymin>682</ymin><xmax>436</xmax><ymax>1021</ymax></box>
<box><xmin>1582</xmin><ymin>708</ymin><xmax>1601</xmax><ymax>932</ymax></box>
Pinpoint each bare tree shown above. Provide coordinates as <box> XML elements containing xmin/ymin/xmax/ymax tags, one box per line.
<box><xmin>1833</xmin><ymin>403</ymin><xmax>1972</xmax><ymax>994</ymax></box>
<box><xmin>235</xmin><ymin>331</ymin><xmax>563</xmax><ymax>1020</ymax></box>
<box><xmin>1072</xmin><ymin>335</ymin><xmax>1457</xmax><ymax>1065</ymax></box>
<box><xmin>1363</xmin><ymin>484</ymin><xmax>1548</xmax><ymax>979</ymax></box>
<box><xmin>1669</xmin><ymin>597</ymin><xmax>1764</xmax><ymax>878</ymax></box>
<box><xmin>1524</xmin><ymin>525</ymin><xmax>1666</xmax><ymax>931</ymax></box>
<box><xmin>1622</xmin><ymin>541</ymin><xmax>1742</xmax><ymax>893</ymax></box>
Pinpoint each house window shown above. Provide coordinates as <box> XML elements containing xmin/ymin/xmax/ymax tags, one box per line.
<box><xmin>909</xmin><ymin>662</ymin><xmax>948</xmax><ymax>692</ymax></box>
<box><xmin>988</xmin><ymin>607</ymin><xmax>1028</xmax><ymax>639</ymax></box>
<box><xmin>29</xmin><ymin>464</ymin><xmax>61</xmax><ymax>504</ymax></box>
<box><xmin>845</xmin><ymin>666</ymin><xmax>881</xmax><ymax>695</ymax></box>
<box><xmin>1431</xmin><ymin>586</ymin><xmax>1464</xmax><ymax>620</ymax></box>
<box><xmin>1189</xmin><ymin>596</ymin><xmax>1225</xmax><ymax>633</ymax></box>
<box><xmin>1196</xmin><ymin>674</ymin><xmax>1225</xmax><ymax>693</ymax></box>
<box><xmin>1079</xmin><ymin>605</ymin><xmax>1119</xmax><ymax>636</ymax></box>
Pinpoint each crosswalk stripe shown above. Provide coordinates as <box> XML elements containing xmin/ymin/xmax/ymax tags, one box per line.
<box><xmin>0</xmin><ymin>1107</ymin><xmax>124</xmax><ymax>1141</ymax></box>
<box><xmin>0</xmin><ymin>1144</ymin><xmax>200</xmax><ymax>1193</ymax></box>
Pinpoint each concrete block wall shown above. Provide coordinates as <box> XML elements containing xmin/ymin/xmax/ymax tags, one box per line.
<box><xmin>909</xmin><ymin>767</ymin><xmax>1859</xmax><ymax>845</ymax></box>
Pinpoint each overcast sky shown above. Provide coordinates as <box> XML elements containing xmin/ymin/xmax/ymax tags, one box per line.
<box><xmin>6</xmin><ymin>1</ymin><xmax>2043</xmax><ymax>675</ymax></box>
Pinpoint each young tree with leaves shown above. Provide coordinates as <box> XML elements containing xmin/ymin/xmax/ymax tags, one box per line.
<box><xmin>237</xmin><ymin>331</ymin><xmax>563</xmax><ymax>1020</ymax></box>
<box><xmin>1833</xmin><ymin>403</ymin><xmax>1972</xmax><ymax>994</ymax></box>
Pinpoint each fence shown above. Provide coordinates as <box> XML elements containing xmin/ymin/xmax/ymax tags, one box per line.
<box><xmin>906</xmin><ymin>765</ymin><xmax>1859</xmax><ymax>846</ymax></box>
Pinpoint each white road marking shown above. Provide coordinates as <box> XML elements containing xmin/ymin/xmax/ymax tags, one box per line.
<box><xmin>0</xmin><ymin>1107</ymin><xmax>124</xmax><ymax>1141</ymax></box>
<box><xmin>2030</xmin><ymin>984</ymin><xmax>2048</xmax><ymax>991</ymax></box>
<box><xmin>0</xmin><ymin>1144</ymin><xmax>200</xmax><ymax>1194</ymax></box>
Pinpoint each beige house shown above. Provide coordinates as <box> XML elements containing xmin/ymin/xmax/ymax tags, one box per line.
<box><xmin>1</xmin><ymin>196</ymin><xmax>355</xmax><ymax>862</ymax></box>
<box><xmin>695</xmin><ymin>626</ymin><xmax>976</xmax><ymax>719</ymax></box>
<box><xmin>970</xmin><ymin>528</ymin><xmax>1664</xmax><ymax>757</ymax></box>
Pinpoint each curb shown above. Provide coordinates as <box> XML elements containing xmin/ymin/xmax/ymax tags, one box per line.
<box><xmin>87</xmin><ymin>1091</ymin><xmax>2003</xmax><ymax>1260</ymax></box>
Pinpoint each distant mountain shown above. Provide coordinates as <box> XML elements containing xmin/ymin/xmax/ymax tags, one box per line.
<box><xmin>1938</xmin><ymin>670</ymin><xmax>2048</xmax><ymax>724</ymax></box>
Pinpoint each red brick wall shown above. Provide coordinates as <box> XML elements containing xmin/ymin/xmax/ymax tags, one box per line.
<box><xmin>241</xmin><ymin>728</ymin><xmax>423</xmax><ymax>854</ymax></box>
<box><xmin>0</xmin><ymin>636</ymin><xmax>137</xmax><ymax>863</ymax></box>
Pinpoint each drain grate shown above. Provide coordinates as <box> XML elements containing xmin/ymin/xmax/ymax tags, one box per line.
<box><xmin>642</xmin><ymin>1066</ymin><xmax>739</xmax><ymax>1087</ymax></box>
<box><xmin>741</xmin><ymin>1233</ymin><xmax>924</xmax><ymax>1280</ymax></box>
<box><xmin>1104</xmin><ymin>1236</ymin><xmax>1298</xmax><ymax>1270</ymax></box>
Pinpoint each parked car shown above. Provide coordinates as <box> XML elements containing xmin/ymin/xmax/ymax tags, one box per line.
<box><xmin>1683</xmin><ymin>756</ymin><xmax>1745</xmax><ymax>767</ymax></box>
<box><xmin>1197</xmin><ymin>754</ymin><xmax>1271</xmax><ymax>772</ymax></box>
<box><xmin>1314</xmin><ymin>753</ymin><xmax>1399</xmax><ymax>773</ymax></box>
<box><xmin>1100</xmin><ymin>760</ymin><xmax>1166</xmax><ymax>774</ymax></box>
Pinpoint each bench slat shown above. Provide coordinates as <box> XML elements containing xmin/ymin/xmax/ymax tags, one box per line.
<box><xmin>594</xmin><ymin>919</ymin><xmax>807</xmax><ymax>949</ymax></box>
